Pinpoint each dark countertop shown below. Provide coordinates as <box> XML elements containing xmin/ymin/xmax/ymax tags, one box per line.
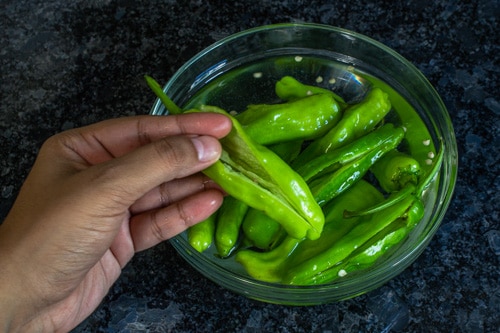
<box><xmin>1</xmin><ymin>0</ymin><xmax>498</xmax><ymax>332</ymax></box>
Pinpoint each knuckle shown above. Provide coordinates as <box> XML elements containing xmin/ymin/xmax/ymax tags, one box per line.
<box><xmin>175</xmin><ymin>201</ymin><xmax>193</xmax><ymax>227</ymax></box>
<box><xmin>153</xmin><ymin>138</ymin><xmax>189</xmax><ymax>169</ymax></box>
<box><xmin>153</xmin><ymin>137</ymin><xmax>200</xmax><ymax>179</ymax></box>
<box><xmin>42</xmin><ymin>131</ymin><xmax>75</xmax><ymax>153</ymax></box>
<box><xmin>136</xmin><ymin>117</ymin><xmax>154</xmax><ymax>146</ymax></box>
<box><xmin>150</xmin><ymin>210</ymin><xmax>168</xmax><ymax>242</ymax></box>
<box><xmin>149</xmin><ymin>202</ymin><xmax>194</xmax><ymax>243</ymax></box>
<box><xmin>158</xmin><ymin>182</ymin><xmax>172</xmax><ymax>206</ymax></box>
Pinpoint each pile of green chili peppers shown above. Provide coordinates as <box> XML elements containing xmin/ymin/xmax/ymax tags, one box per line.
<box><xmin>146</xmin><ymin>74</ymin><xmax>443</xmax><ymax>286</ymax></box>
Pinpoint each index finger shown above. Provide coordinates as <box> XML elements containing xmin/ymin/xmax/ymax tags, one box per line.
<box><xmin>58</xmin><ymin>113</ymin><xmax>232</xmax><ymax>165</ymax></box>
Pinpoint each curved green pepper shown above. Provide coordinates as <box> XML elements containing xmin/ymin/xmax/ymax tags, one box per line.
<box><xmin>344</xmin><ymin>141</ymin><xmax>444</xmax><ymax>219</ymax></box>
<box><xmin>235</xmin><ymin>236</ymin><xmax>303</xmax><ymax>283</ymax></box>
<box><xmin>275</xmin><ymin>75</ymin><xmax>347</xmax><ymax>106</ymax></box>
<box><xmin>292</xmin><ymin>87</ymin><xmax>392</xmax><ymax>168</ymax></box>
<box><xmin>214</xmin><ymin>196</ymin><xmax>249</xmax><ymax>258</ymax></box>
<box><xmin>236</xmin><ymin>93</ymin><xmax>342</xmax><ymax>145</ymax></box>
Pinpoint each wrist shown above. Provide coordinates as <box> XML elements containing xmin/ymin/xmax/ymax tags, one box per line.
<box><xmin>0</xmin><ymin>269</ymin><xmax>20</xmax><ymax>332</ymax></box>
<box><xmin>0</xmin><ymin>236</ymin><xmax>36</xmax><ymax>332</ymax></box>
<box><xmin>0</xmin><ymin>270</ymin><xmax>39</xmax><ymax>332</ymax></box>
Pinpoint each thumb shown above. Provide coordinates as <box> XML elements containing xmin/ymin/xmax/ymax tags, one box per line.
<box><xmin>76</xmin><ymin>134</ymin><xmax>223</xmax><ymax>212</ymax></box>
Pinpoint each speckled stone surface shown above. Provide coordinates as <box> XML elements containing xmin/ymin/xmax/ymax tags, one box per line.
<box><xmin>1</xmin><ymin>0</ymin><xmax>499</xmax><ymax>332</ymax></box>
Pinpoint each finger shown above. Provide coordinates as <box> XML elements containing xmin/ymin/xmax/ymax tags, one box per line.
<box><xmin>71</xmin><ymin>133</ymin><xmax>224</xmax><ymax>213</ymax></box>
<box><xmin>129</xmin><ymin>189</ymin><xmax>224</xmax><ymax>252</ymax></box>
<box><xmin>129</xmin><ymin>173</ymin><xmax>221</xmax><ymax>215</ymax></box>
<box><xmin>51</xmin><ymin>113</ymin><xmax>232</xmax><ymax>165</ymax></box>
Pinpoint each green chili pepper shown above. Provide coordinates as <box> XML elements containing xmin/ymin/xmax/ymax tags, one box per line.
<box><xmin>214</xmin><ymin>196</ymin><xmax>249</xmax><ymax>258</ymax></box>
<box><xmin>236</xmin><ymin>93</ymin><xmax>342</xmax><ymax>145</ymax></box>
<box><xmin>282</xmin><ymin>194</ymin><xmax>417</xmax><ymax>285</ymax></box>
<box><xmin>292</xmin><ymin>87</ymin><xmax>392</xmax><ymax>168</ymax></box>
<box><xmin>284</xmin><ymin>180</ymin><xmax>385</xmax><ymax>271</ymax></box>
<box><xmin>193</xmin><ymin>105</ymin><xmax>325</xmax><ymax>240</ymax></box>
<box><xmin>275</xmin><ymin>75</ymin><xmax>346</xmax><ymax>105</ymax></box>
<box><xmin>268</xmin><ymin>139</ymin><xmax>304</xmax><ymax>164</ymax></box>
<box><xmin>295</xmin><ymin>123</ymin><xmax>405</xmax><ymax>182</ymax></box>
<box><xmin>235</xmin><ymin>236</ymin><xmax>303</xmax><ymax>283</ymax></box>
<box><xmin>234</xmin><ymin>180</ymin><xmax>384</xmax><ymax>283</ymax></box>
<box><xmin>365</xmin><ymin>76</ymin><xmax>438</xmax><ymax>175</ymax></box>
<box><xmin>292</xmin><ymin>148</ymin><xmax>444</xmax><ymax>285</ymax></box>
<box><xmin>344</xmin><ymin>141</ymin><xmax>444</xmax><ymax>219</ymax></box>
<box><xmin>313</xmin><ymin>220</ymin><xmax>408</xmax><ymax>284</ymax></box>
<box><xmin>310</xmin><ymin>198</ymin><xmax>425</xmax><ymax>284</ymax></box>
<box><xmin>307</xmin><ymin>131</ymin><xmax>404</xmax><ymax>206</ymax></box>
<box><xmin>145</xmin><ymin>76</ymin><xmax>324</xmax><ymax>241</ymax></box>
<box><xmin>371</xmin><ymin>149</ymin><xmax>421</xmax><ymax>193</ymax></box>
<box><xmin>241</xmin><ymin>208</ymin><xmax>285</xmax><ymax>251</ymax></box>
<box><xmin>187</xmin><ymin>212</ymin><xmax>217</xmax><ymax>253</ymax></box>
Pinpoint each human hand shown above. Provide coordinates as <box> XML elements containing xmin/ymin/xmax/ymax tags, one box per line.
<box><xmin>0</xmin><ymin>113</ymin><xmax>232</xmax><ymax>332</ymax></box>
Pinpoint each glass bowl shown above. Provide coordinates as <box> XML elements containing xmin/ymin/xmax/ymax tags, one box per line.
<box><xmin>150</xmin><ymin>23</ymin><xmax>458</xmax><ymax>305</ymax></box>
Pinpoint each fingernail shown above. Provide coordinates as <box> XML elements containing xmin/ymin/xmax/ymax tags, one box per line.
<box><xmin>191</xmin><ymin>136</ymin><xmax>220</xmax><ymax>162</ymax></box>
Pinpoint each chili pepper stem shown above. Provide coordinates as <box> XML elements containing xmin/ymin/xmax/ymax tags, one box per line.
<box><xmin>145</xmin><ymin>75</ymin><xmax>183</xmax><ymax>115</ymax></box>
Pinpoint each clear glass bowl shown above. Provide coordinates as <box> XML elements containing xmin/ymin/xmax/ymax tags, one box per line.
<box><xmin>150</xmin><ymin>23</ymin><xmax>458</xmax><ymax>305</ymax></box>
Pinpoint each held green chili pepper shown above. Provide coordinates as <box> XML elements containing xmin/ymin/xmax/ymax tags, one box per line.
<box><xmin>187</xmin><ymin>212</ymin><xmax>217</xmax><ymax>253</ymax></box>
<box><xmin>145</xmin><ymin>76</ymin><xmax>324</xmax><ymax>241</ymax></box>
<box><xmin>236</xmin><ymin>93</ymin><xmax>342</xmax><ymax>145</ymax></box>
<box><xmin>214</xmin><ymin>196</ymin><xmax>249</xmax><ymax>258</ymax></box>
<box><xmin>193</xmin><ymin>105</ymin><xmax>325</xmax><ymax>240</ymax></box>
<box><xmin>292</xmin><ymin>87</ymin><xmax>392</xmax><ymax>168</ymax></box>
